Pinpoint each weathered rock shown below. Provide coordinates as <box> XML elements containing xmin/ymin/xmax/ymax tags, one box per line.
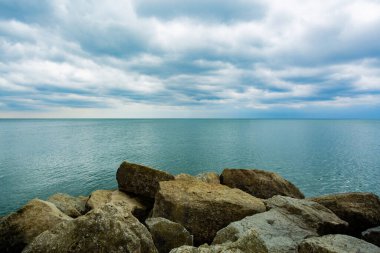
<box><xmin>146</xmin><ymin>217</ymin><xmax>193</xmax><ymax>253</ymax></box>
<box><xmin>23</xmin><ymin>203</ymin><xmax>158</xmax><ymax>253</ymax></box>
<box><xmin>298</xmin><ymin>234</ymin><xmax>380</xmax><ymax>253</ymax></box>
<box><xmin>117</xmin><ymin>161</ymin><xmax>174</xmax><ymax>198</ymax></box>
<box><xmin>265</xmin><ymin>196</ymin><xmax>348</xmax><ymax>234</ymax></box>
<box><xmin>221</xmin><ymin>169</ymin><xmax>304</xmax><ymax>199</ymax></box>
<box><xmin>47</xmin><ymin>193</ymin><xmax>87</xmax><ymax>218</ymax></box>
<box><xmin>152</xmin><ymin>179</ymin><xmax>266</xmax><ymax>245</ymax></box>
<box><xmin>195</xmin><ymin>172</ymin><xmax>220</xmax><ymax>184</ymax></box>
<box><xmin>86</xmin><ymin>189</ymin><xmax>149</xmax><ymax>220</ymax></box>
<box><xmin>310</xmin><ymin>192</ymin><xmax>380</xmax><ymax>234</ymax></box>
<box><xmin>362</xmin><ymin>226</ymin><xmax>380</xmax><ymax>247</ymax></box>
<box><xmin>0</xmin><ymin>199</ymin><xmax>72</xmax><ymax>253</ymax></box>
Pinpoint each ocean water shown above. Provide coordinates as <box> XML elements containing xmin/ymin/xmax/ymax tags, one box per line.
<box><xmin>0</xmin><ymin>119</ymin><xmax>380</xmax><ymax>215</ymax></box>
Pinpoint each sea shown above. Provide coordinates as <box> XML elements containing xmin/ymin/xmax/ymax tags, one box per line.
<box><xmin>1</xmin><ymin>119</ymin><xmax>380</xmax><ymax>215</ymax></box>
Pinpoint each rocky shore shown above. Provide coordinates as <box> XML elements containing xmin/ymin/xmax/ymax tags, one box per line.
<box><xmin>1</xmin><ymin>161</ymin><xmax>380</xmax><ymax>253</ymax></box>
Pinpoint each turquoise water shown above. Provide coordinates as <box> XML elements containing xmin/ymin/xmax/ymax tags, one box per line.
<box><xmin>1</xmin><ymin>119</ymin><xmax>380</xmax><ymax>215</ymax></box>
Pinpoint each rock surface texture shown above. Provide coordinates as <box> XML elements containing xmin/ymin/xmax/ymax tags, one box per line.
<box><xmin>23</xmin><ymin>203</ymin><xmax>158</xmax><ymax>253</ymax></box>
<box><xmin>221</xmin><ymin>169</ymin><xmax>304</xmax><ymax>199</ymax></box>
<box><xmin>0</xmin><ymin>199</ymin><xmax>72</xmax><ymax>253</ymax></box>
<box><xmin>146</xmin><ymin>217</ymin><xmax>193</xmax><ymax>253</ymax></box>
<box><xmin>152</xmin><ymin>179</ymin><xmax>266</xmax><ymax>245</ymax></box>
<box><xmin>47</xmin><ymin>193</ymin><xmax>87</xmax><ymax>218</ymax></box>
<box><xmin>362</xmin><ymin>226</ymin><xmax>380</xmax><ymax>247</ymax></box>
<box><xmin>310</xmin><ymin>192</ymin><xmax>380</xmax><ymax>234</ymax></box>
<box><xmin>298</xmin><ymin>234</ymin><xmax>380</xmax><ymax>253</ymax></box>
<box><xmin>117</xmin><ymin>161</ymin><xmax>175</xmax><ymax>198</ymax></box>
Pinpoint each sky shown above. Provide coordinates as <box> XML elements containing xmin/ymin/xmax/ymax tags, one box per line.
<box><xmin>0</xmin><ymin>0</ymin><xmax>380</xmax><ymax>118</ymax></box>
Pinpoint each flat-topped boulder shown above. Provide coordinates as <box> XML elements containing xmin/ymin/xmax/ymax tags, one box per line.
<box><xmin>221</xmin><ymin>168</ymin><xmax>304</xmax><ymax>199</ymax></box>
<box><xmin>152</xmin><ymin>179</ymin><xmax>266</xmax><ymax>245</ymax></box>
<box><xmin>117</xmin><ymin>161</ymin><xmax>175</xmax><ymax>198</ymax></box>
<box><xmin>362</xmin><ymin>226</ymin><xmax>380</xmax><ymax>247</ymax></box>
<box><xmin>298</xmin><ymin>234</ymin><xmax>380</xmax><ymax>253</ymax></box>
<box><xmin>23</xmin><ymin>203</ymin><xmax>158</xmax><ymax>253</ymax></box>
<box><xmin>309</xmin><ymin>192</ymin><xmax>380</xmax><ymax>234</ymax></box>
<box><xmin>47</xmin><ymin>193</ymin><xmax>88</xmax><ymax>218</ymax></box>
<box><xmin>0</xmin><ymin>199</ymin><xmax>72</xmax><ymax>253</ymax></box>
<box><xmin>146</xmin><ymin>217</ymin><xmax>193</xmax><ymax>253</ymax></box>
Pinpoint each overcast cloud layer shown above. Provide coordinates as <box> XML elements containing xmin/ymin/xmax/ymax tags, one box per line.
<box><xmin>1</xmin><ymin>0</ymin><xmax>380</xmax><ymax>118</ymax></box>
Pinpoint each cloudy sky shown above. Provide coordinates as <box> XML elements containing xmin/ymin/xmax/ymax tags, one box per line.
<box><xmin>1</xmin><ymin>0</ymin><xmax>380</xmax><ymax>118</ymax></box>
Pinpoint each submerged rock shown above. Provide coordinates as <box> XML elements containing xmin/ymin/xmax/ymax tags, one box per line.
<box><xmin>298</xmin><ymin>234</ymin><xmax>380</xmax><ymax>253</ymax></box>
<box><xmin>117</xmin><ymin>161</ymin><xmax>174</xmax><ymax>198</ymax></box>
<box><xmin>221</xmin><ymin>169</ymin><xmax>304</xmax><ymax>199</ymax></box>
<box><xmin>362</xmin><ymin>226</ymin><xmax>380</xmax><ymax>247</ymax></box>
<box><xmin>310</xmin><ymin>192</ymin><xmax>380</xmax><ymax>234</ymax></box>
<box><xmin>0</xmin><ymin>199</ymin><xmax>72</xmax><ymax>253</ymax></box>
<box><xmin>146</xmin><ymin>217</ymin><xmax>193</xmax><ymax>253</ymax></box>
<box><xmin>23</xmin><ymin>203</ymin><xmax>158</xmax><ymax>253</ymax></box>
<box><xmin>152</xmin><ymin>179</ymin><xmax>266</xmax><ymax>245</ymax></box>
<box><xmin>47</xmin><ymin>193</ymin><xmax>87</xmax><ymax>218</ymax></box>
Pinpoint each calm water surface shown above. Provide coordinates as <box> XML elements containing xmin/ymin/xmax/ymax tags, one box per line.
<box><xmin>1</xmin><ymin>119</ymin><xmax>380</xmax><ymax>215</ymax></box>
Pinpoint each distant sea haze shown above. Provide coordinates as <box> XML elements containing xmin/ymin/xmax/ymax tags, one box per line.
<box><xmin>0</xmin><ymin>119</ymin><xmax>380</xmax><ymax>215</ymax></box>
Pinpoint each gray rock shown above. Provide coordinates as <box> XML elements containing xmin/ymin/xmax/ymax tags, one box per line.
<box><xmin>221</xmin><ymin>169</ymin><xmax>304</xmax><ymax>199</ymax></box>
<box><xmin>23</xmin><ymin>203</ymin><xmax>158</xmax><ymax>253</ymax></box>
<box><xmin>47</xmin><ymin>193</ymin><xmax>87</xmax><ymax>218</ymax></box>
<box><xmin>146</xmin><ymin>217</ymin><xmax>193</xmax><ymax>253</ymax></box>
<box><xmin>117</xmin><ymin>161</ymin><xmax>174</xmax><ymax>198</ymax></box>
<box><xmin>195</xmin><ymin>172</ymin><xmax>220</xmax><ymax>184</ymax></box>
<box><xmin>362</xmin><ymin>226</ymin><xmax>380</xmax><ymax>247</ymax></box>
<box><xmin>298</xmin><ymin>234</ymin><xmax>380</xmax><ymax>253</ymax></box>
<box><xmin>0</xmin><ymin>199</ymin><xmax>72</xmax><ymax>253</ymax></box>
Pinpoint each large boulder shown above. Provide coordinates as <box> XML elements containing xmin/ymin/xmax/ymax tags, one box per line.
<box><xmin>152</xmin><ymin>179</ymin><xmax>266</xmax><ymax>245</ymax></box>
<box><xmin>86</xmin><ymin>189</ymin><xmax>150</xmax><ymax>220</ymax></box>
<box><xmin>298</xmin><ymin>234</ymin><xmax>380</xmax><ymax>253</ymax></box>
<box><xmin>117</xmin><ymin>161</ymin><xmax>174</xmax><ymax>198</ymax></box>
<box><xmin>0</xmin><ymin>199</ymin><xmax>72</xmax><ymax>253</ymax></box>
<box><xmin>47</xmin><ymin>193</ymin><xmax>88</xmax><ymax>218</ymax></box>
<box><xmin>310</xmin><ymin>192</ymin><xmax>380</xmax><ymax>235</ymax></box>
<box><xmin>23</xmin><ymin>203</ymin><xmax>158</xmax><ymax>253</ymax></box>
<box><xmin>175</xmin><ymin>172</ymin><xmax>220</xmax><ymax>184</ymax></box>
<box><xmin>146</xmin><ymin>217</ymin><xmax>193</xmax><ymax>253</ymax></box>
<box><xmin>221</xmin><ymin>169</ymin><xmax>304</xmax><ymax>199</ymax></box>
<box><xmin>362</xmin><ymin>226</ymin><xmax>380</xmax><ymax>247</ymax></box>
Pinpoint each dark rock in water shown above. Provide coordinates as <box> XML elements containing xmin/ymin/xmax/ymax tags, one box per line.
<box><xmin>220</xmin><ymin>168</ymin><xmax>305</xmax><ymax>199</ymax></box>
<box><xmin>85</xmin><ymin>189</ymin><xmax>150</xmax><ymax>220</ymax></box>
<box><xmin>362</xmin><ymin>226</ymin><xmax>380</xmax><ymax>247</ymax></box>
<box><xmin>0</xmin><ymin>199</ymin><xmax>72</xmax><ymax>253</ymax></box>
<box><xmin>145</xmin><ymin>217</ymin><xmax>193</xmax><ymax>253</ymax></box>
<box><xmin>298</xmin><ymin>234</ymin><xmax>380</xmax><ymax>253</ymax></box>
<box><xmin>309</xmin><ymin>192</ymin><xmax>380</xmax><ymax>235</ymax></box>
<box><xmin>117</xmin><ymin>161</ymin><xmax>174</xmax><ymax>198</ymax></box>
<box><xmin>23</xmin><ymin>203</ymin><xmax>158</xmax><ymax>253</ymax></box>
<box><xmin>47</xmin><ymin>193</ymin><xmax>87</xmax><ymax>218</ymax></box>
<box><xmin>152</xmin><ymin>179</ymin><xmax>266</xmax><ymax>245</ymax></box>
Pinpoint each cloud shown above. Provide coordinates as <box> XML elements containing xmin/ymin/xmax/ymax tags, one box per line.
<box><xmin>0</xmin><ymin>0</ymin><xmax>379</xmax><ymax>118</ymax></box>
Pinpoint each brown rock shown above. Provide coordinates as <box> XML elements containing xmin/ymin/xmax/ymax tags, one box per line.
<box><xmin>152</xmin><ymin>179</ymin><xmax>266</xmax><ymax>245</ymax></box>
<box><xmin>47</xmin><ymin>193</ymin><xmax>87</xmax><ymax>218</ymax></box>
<box><xmin>0</xmin><ymin>199</ymin><xmax>72</xmax><ymax>253</ymax></box>
<box><xmin>309</xmin><ymin>192</ymin><xmax>380</xmax><ymax>235</ymax></box>
<box><xmin>175</xmin><ymin>172</ymin><xmax>220</xmax><ymax>184</ymax></box>
<box><xmin>298</xmin><ymin>234</ymin><xmax>380</xmax><ymax>253</ymax></box>
<box><xmin>221</xmin><ymin>169</ymin><xmax>304</xmax><ymax>199</ymax></box>
<box><xmin>23</xmin><ymin>203</ymin><xmax>158</xmax><ymax>253</ymax></box>
<box><xmin>362</xmin><ymin>226</ymin><xmax>380</xmax><ymax>247</ymax></box>
<box><xmin>117</xmin><ymin>161</ymin><xmax>174</xmax><ymax>198</ymax></box>
<box><xmin>146</xmin><ymin>217</ymin><xmax>193</xmax><ymax>253</ymax></box>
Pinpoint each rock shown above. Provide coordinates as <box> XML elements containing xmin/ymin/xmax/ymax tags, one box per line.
<box><xmin>175</xmin><ymin>174</ymin><xmax>198</xmax><ymax>181</ymax></box>
<box><xmin>47</xmin><ymin>193</ymin><xmax>87</xmax><ymax>218</ymax></box>
<box><xmin>220</xmin><ymin>169</ymin><xmax>304</xmax><ymax>199</ymax></box>
<box><xmin>146</xmin><ymin>217</ymin><xmax>193</xmax><ymax>253</ymax></box>
<box><xmin>310</xmin><ymin>192</ymin><xmax>380</xmax><ymax>235</ymax></box>
<box><xmin>0</xmin><ymin>199</ymin><xmax>72</xmax><ymax>253</ymax></box>
<box><xmin>362</xmin><ymin>226</ymin><xmax>380</xmax><ymax>247</ymax></box>
<box><xmin>117</xmin><ymin>161</ymin><xmax>174</xmax><ymax>198</ymax></box>
<box><xmin>152</xmin><ymin>180</ymin><xmax>266</xmax><ymax>245</ymax></box>
<box><xmin>195</xmin><ymin>172</ymin><xmax>220</xmax><ymax>184</ymax></box>
<box><xmin>265</xmin><ymin>196</ymin><xmax>348</xmax><ymax>234</ymax></box>
<box><xmin>86</xmin><ymin>189</ymin><xmax>149</xmax><ymax>220</ymax></box>
<box><xmin>23</xmin><ymin>203</ymin><xmax>158</xmax><ymax>253</ymax></box>
<box><xmin>298</xmin><ymin>234</ymin><xmax>380</xmax><ymax>253</ymax></box>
